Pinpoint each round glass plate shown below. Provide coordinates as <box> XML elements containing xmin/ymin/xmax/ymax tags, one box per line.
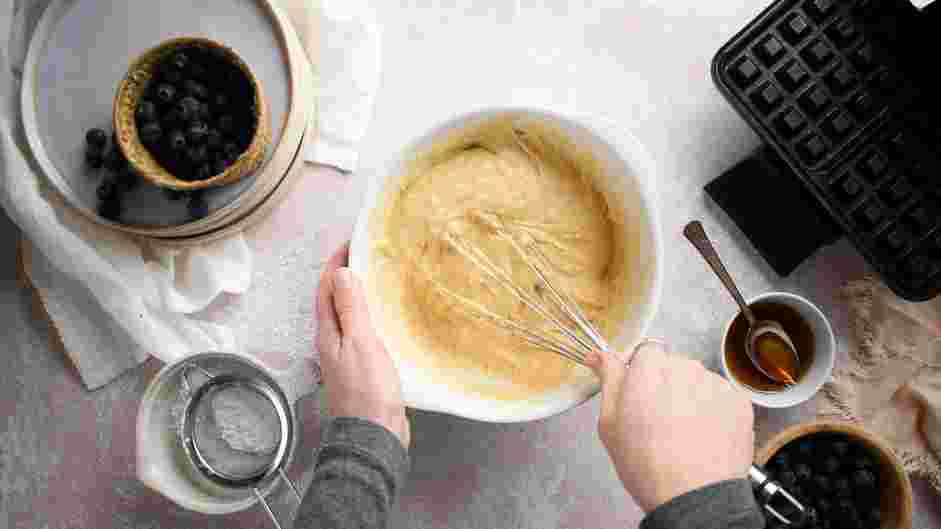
<box><xmin>22</xmin><ymin>0</ymin><xmax>292</xmax><ymax>228</ymax></box>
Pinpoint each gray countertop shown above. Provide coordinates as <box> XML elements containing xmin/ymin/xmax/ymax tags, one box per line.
<box><xmin>4</xmin><ymin>1</ymin><xmax>941</xmax><ymax>528</ymax></box>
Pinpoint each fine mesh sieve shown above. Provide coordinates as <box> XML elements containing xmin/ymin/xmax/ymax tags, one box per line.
<box><xmin>175</xmin><ymin>359</ymin><xmax>302</xmax><ymax>529</ymax></box>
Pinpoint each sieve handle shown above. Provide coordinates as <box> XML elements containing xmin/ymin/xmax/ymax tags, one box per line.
<box><xmin>255</xmin><ymin>469</ymin><xmax>304</xmax><ymax>529</ymax></box>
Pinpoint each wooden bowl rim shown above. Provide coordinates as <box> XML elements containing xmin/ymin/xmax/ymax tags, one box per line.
<box><xmin>113</xmin><ymin>36</ymin><xmax>271</xmax><ymax>191</ymax></box>
<box><xmin>756</xmin><ymin>419</ymin><xmax>914</xmax><ymax>529</ymax></box>
<box><xmin>142</xmin><ymin>123</ymin><xmax>310</xmax><ymax>249</ymax></box>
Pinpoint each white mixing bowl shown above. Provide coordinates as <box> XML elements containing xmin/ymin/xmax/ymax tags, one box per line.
<box><xmin>350</xmin><ymin>107</ymin><xmax>663</xmax><ymax>423</ymax></box>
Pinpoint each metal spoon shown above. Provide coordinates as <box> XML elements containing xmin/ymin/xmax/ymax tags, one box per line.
<box><xmin>683</xmin><ymin>221</ymin><xmax>800</xmax><ymax>386</ymax></box>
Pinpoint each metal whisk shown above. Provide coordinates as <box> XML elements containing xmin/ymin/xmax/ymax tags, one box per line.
<box><xmin>428</xmin><ymin>210</ymin><xmax>611</xmax><ymax>366</ymax></box>
<box><xmin>429</xmin><ymin>211</ymin><xmax>807</xmax><ymax>526</ymax></box>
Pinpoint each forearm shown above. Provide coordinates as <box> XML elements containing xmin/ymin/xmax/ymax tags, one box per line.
<box><xmin>295</xmin><ymin>417</ymin><xmax>410</xmax><ymax>529</ymax></box>
<box><xmin>640</xmin><ymin>479</ymin><xmax>765</xmax><ymax>529</ymax></box>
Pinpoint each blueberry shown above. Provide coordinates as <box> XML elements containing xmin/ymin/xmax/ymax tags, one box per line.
<box><xmin>97</xmin><ymin>179</ymin><xmax>118</xmax><ymax>201</ymax></box>
<box><xmin>156</xmin><ymin>83</ymin><xmax>177</xmax><ymax>105</ymax></box>
<box><xmin>223</xmin><ymin>141</ymin><xmax>240</xmax><ymax>159</ymax></box>
<box><xmin>772</xmin><ymin>452</ymin><xmax>791</xmax><ymax>467</ymax></box>
<box><xmin>189</xmin><ymin>62</ymin><xmax>207</xmax><ymax>80</ymax></box>
<box><xmin>97</xmin><ymin>197</ymin><xmax>123</xmax><ymax>221</ymax></box>
<box><xmin>104</xmin><ymin>149</ymin><xmax>126</xmax><ymax>172</ymax></box>
<box><xmin>117</xmin><ymin>169</ymin><xmax>141</xmax><ymax>191</ymax></box>
<box><xmin>168</xmin><ymin>130</ymin><xmax>187</xmax><ymax>151</ymax></box>
<box><xmin>843</xmin><ymin>514</ymin><xmax>863</xmax><ymax>529</ymax></box>
<box><xmin>210</xmin><ymin>149</ymin><xmax>227</xmax><ymax>164</ymax></box>
<box><xmin>160</xmin><ymin>67</ymin><xmax>183</xmax><ymax>85</ymax></box>
<box><xmin>832</xmin><ymin>440</ymin><xmax>851</xmax><ymax>458</ymax></box>
<box><xmin>822</xmin><ymin>456</ymin><xmax>841</xmax><ymax>475</ymax></box>
<box><xmin>183</xmin><ymin>80</ymin><xmax>209</xmax><ymax>100</ymax></box>
<box><xmin>162</xmin><ymin>188</ymin><xmax>187</xmax><ymax>201</ymax></box>
<box><xmin>812</xmin><ymin>474</ymin><xmax>831</xmax><ymax>494</ymax></box>
<box><xmin>852</xmin><ymin>455</ymin><xmax>874</xmax><ymax>471</ymax></box>
<box><xmin>188</xmin><ymin>192</ymin><xmax>209</xmax><ymax>218</ymax></box>
<box><xmin>795</xmin><ymin>463</ymin><xmax>813</xmax><ymax>482</ymax></box>
<box><xmin>175</xmin><ymin>96</ymin><xmax>201</xmax><ymax>122</ymax></box>
<box><xmin>136</xmin><ymin>100</ymin><xmax>158</xmax><ymax>123</ymax></box>
<box><xmin>206</xmin><ymin>129</ymin><xmax>224</xmax><ymax>150</ymax></box>
<box><xmin>196</xmin><ymin>163</ymin><xmax>213</xmax><ymax>181</ymax></box>
<box><xmin>223</xmin><ymin>64</ymin><xmax>244</xmax><ymax>83</ymax></box>
<box><xmin>212</xmin><ymin>92</ymin><xmax>229</xmax><ymax>109</ymax></box>
<box><xmin>85</xmin><ymin>128</ymin><xmax>108</xmax><ymax>150</ymax></box>
<box><xmin>198</xmin><ymin>101</ymin><xmax>212</xmax><ymax>121</ymax></box>
<box><xmin>833</xmin><ymin>476</ymin><xmax>852</xmax><ymax>498</ymax></box>
<box><xmin>796</xmin><ymin>507</ymin><xmax>819</xmax><ymax>529</ymax></box>
<box><xmin>778</xmin><ymin>470</ymin><xmax>798</xmax><ymax>487</ymax></box>
<box><xmin>171</xmin><ymin>51</ymin><xmax>189</xmax><ymax>71</ymax></box>
<box><xmin>852</xmin><ymin>469</ymin><xmax>877</xmax><ymax>491</ymax></box>
<box><xmin>140</xmin><ymin>122</ymin><xmax>162</xmax><ymax>145</ymax></box>
<box><xmin>212</xmin><ymin>158</ymin><xmax>228</xmax><ymax>175</ymax></box>
<box><xmin>85</xmin><ymin>149</ymin><xmax>104</xmax><ymax>169</ymax></box>
<box><xmin>236</xmin><ymin>128</ymin><xmax>253</xmax><ymax>150</ymax></box>
<box><xmin>177</xmin><ymin>168</ymin><xmax>198</xmax><ymax>182</ymax></box>
<box><xmin>187</xmin><ymin>145</ymin><xmax>208</xmax><ymax>165</ymax></box>
<box><xmin>836</xmin><ymin>498</ymin><xmax>856</xmax><ymax>516</ymax></box>
<box><xmin>217</xmin><ymin>114</ymin><xmax>235</xmax><ymax>133</ymax></box>
<box><xmin>207</xmin><ymin>46</ymin><xmax>229</xmax><ymax>63</ymax></box>
<box><xmin>796</xmin><ymin>440</ymin><xmax>815</xmax><ymax>459</ymax></box>
<box><xmin>794</xmin><ymin>485</ymin><xmax>811</xmax><ymax>505</ymax></box>
<box><xmin>161</xmin><ymin>108</ymin><xmax>184</xmax><ymax>128</ymax></box>
<box><xmin>187</xmin><ymin>122</ymin><xmax>209</xmax><ymax>145</ymax></box>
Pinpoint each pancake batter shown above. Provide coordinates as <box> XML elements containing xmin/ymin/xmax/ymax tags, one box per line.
<box><xmin>373</xmin><ymin>118</ymin><xmax>626</xmax><ymax>400</ymax></box>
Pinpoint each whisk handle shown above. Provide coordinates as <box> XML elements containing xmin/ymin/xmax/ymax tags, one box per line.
<box><xmin>749</xmin><ymin>464</ymin><xmax>807</xmax><ymax>526</ymax></box>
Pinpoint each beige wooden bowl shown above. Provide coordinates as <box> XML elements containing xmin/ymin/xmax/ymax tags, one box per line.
<box><xmin>756</xmin><ymin>420</ymin><xmax>914</xmax><ymax>529</ymax></box>
<box><xmin>113</xmin><ymin>37</ymin><xmax>272</xmax><ymax>191</ymax></box>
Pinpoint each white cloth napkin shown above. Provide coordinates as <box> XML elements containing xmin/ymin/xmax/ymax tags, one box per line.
<box><xmin>0</xmin><ymin>0</ymin><xmax>381</xmax><ymax>389</ymax></box>
<box><xmin>295</xmin><ymin>0</ymin><xmax>381</xmax><ymax>172</ymax></box>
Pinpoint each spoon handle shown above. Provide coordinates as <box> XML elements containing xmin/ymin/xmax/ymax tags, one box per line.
<box><xmin>683</xmin><ymin>221</ymin><xmax>757</xmax><ymax>327</ymax></box>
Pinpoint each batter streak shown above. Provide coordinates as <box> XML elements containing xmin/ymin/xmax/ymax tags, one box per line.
<box><xmin>372</xmin><ymin>117</ymin><xmax>627</xmax><ymax>400</ymax></box>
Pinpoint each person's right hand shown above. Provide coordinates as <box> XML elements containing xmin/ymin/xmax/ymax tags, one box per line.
<box><xmin>587</xmin><ymin>341</ymin><xmax>755</xmax><ymax>513</ymax></box>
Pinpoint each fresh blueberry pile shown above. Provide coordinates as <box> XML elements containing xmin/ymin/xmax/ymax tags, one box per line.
<box><xmin>135</xmin><ymin>46</ymin><xmax>256</xmax><ymax>182</ymax></box>
<box><xmin>84</xmin><ymin>126</ymin><xmax>208</xmax><ymax>221</ymax></box>
<box><xmin>765</xmin><ymin>433</ymin><xmax>884</xmax><ymax>529</ymax></box>
<box><xmin>84</xmin><ymin>127</ymin><xmax>140</xmax><ymax>220</ymax></box>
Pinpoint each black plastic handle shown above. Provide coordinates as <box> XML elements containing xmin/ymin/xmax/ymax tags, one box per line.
<box><xmin>705</xmin><ymin>146</ymin><xmax>843</xmax><ymax>277</ymax></box>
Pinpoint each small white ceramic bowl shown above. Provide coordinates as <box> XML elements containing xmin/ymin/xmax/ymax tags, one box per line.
<box><xmin>720</xmin><ymin>292</ymin><xmax>835</xmax><ymax>408</ymax></box>
<box><xmin>350</xmin><ymin>107</ymin><xmax>663</xmax><ymax>423</ymax></box>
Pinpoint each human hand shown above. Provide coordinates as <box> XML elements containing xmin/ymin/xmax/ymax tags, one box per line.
<box><xmin>316</xmin><ymin>242</ymin><xmax>410</xmax><ymax>448</ymax></box>
<box><xmin>587</xmin><ymin>341</ymin><xmax>754</xmax><ymax>512</ymax></box>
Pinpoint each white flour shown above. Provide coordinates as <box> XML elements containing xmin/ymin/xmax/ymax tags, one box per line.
<box><xmin>210</xmin><ymin>385</ymin><xmax>280</xmax><ymax>455</ymax></box>
<box><xmin>207</xmin><ymin>231</ymin><xmax>326</xmax><ymax>364</ymax></box>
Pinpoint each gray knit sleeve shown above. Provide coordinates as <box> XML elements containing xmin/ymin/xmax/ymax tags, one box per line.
<box><xmin>295</xmin><ymin>417</ymin><xmax>410</xmax><ymax>529</ymax></box>
<box><xmin>640</xmin><ymin>479</ymin><xmax>766</xmax><ymax>529</ymax></box>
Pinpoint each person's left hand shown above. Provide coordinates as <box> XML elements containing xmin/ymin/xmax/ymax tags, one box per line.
<box><xmin>316</xmin><ymin>242</ymin><xmax>410</xmax><ymax>448</ymax></box>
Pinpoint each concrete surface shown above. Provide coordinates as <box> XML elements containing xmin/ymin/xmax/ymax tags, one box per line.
<box><xmin>4</xmin><ymin>1</ymin><xmax>941</xmax><ymax>528</ymax></box>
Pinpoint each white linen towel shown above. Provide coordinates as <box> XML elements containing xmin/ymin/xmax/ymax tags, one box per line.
<box><xmin>0</xmin><ymin>0</ymin><xmax>381</xmax><ymax>389</ymax></box>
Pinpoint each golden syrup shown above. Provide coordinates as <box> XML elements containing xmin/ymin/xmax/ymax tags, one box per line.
<box><xmin>725</xmin><ymin>301</ymin><xmax>814</xmax><ymax>392</ymax></box>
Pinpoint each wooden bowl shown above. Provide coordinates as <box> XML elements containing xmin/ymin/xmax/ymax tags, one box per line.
<box><xmin>756</xmin><ymin>420</ymin><xmax>914</xmax><ymax>529</ymax></box>
<box><xmin>113</xmin><ymin>37</ymin><xmax>272</xmax><ymax>191</ymax></box>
